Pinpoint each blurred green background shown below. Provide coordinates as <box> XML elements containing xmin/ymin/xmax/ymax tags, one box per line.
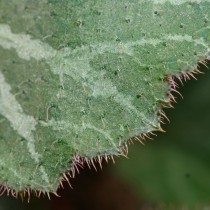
<box><xmin>0</xmin><ymin>62</ymin><xmax>210</xmax><ymax>210</ymax></box>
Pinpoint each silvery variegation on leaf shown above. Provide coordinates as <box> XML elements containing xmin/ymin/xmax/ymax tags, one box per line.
<box><xmin>0</xmin><ymin>0</ymin><xmax>210</xmax><ymax>196</ymax></box>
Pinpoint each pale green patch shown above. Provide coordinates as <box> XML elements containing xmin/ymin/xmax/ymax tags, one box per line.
<box><xmin>0</xmin><ymin>71</ymin><xmax>39</xmax><ymax>162</ymax></box>
<box><xmin>0</xmin><ymin>72</ymin><xmax>50</xmax><ymax>185</ymax></box>
<box><xmin>0</xmin><ymin>24</ymin><xmax>55</xmax><ymax>60</ymax></box>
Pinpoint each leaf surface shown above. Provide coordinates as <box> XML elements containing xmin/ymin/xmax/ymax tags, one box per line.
<box><xmin>0</xmin><ymin>0</ymin><xmax>209</xmax><ymax>193</ymax></box>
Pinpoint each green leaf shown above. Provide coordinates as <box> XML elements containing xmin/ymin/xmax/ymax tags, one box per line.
<box><xmin>0</xmin><ymin>0</ymin><xmax>209</xmax><ymax>194</ymax></box>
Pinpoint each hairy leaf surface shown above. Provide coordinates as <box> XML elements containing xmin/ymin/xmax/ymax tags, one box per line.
<box><xmin>0</xmin><ymin>0</ymin><xmax>210</xmax><ymax>193</ymax></box>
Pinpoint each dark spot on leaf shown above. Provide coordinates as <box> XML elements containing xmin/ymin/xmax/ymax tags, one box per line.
<box><xmin>114</xmin><ymin>71</ymin><xmax>118</xmax><ymax>76</ymax></box>
<box><xmin>180</xmin><ymin>24</ymin><xmax>184</xmax><ymax>28</ymax></box>
<box><xmin>116</xmin><ymin>37</ymin><xmax>121</xmax><ymax>42</ymax></box>
<box><xmin>136</xmin><ymin>94</ymin><xmax>142</xmax><ymax>99</ymax></box>
<box><xmin>50</xmin><ymin>11</ymin><xmax>57</xmax><ymax>17</ymax></box>
<box><xmin>96</xmin><ymin>10</ymin><xmax>102</xmax><ymax>15</ymax></box>
<box><xmin>162</xmin><ymin>42</ymin><xmax>167</xmax><ymax>47</ymax></box>
<box><xmin>76</xmin><ymin>19</ymin><xmax>84</xmax><ymax>27</ymax></box>
<box><xmin>125</xmin><ymin>18</ymin><xmax>131</xmax><ymax>23</ymax></box>
<box><xmin>154</xmin><ymin>11</ymin><xmax>158</xmax><ymax>15</ymax></box>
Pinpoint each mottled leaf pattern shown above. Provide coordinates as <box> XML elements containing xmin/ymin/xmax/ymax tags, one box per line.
<box><xmin>0</xmin><ymin>0</ymin><xmax>209</xmax><ymax>193</ymax></box>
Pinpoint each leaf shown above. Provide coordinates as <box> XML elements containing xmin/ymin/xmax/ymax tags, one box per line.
<box><xmin>0</xmin><ymin>0</ymin><xmax>209</xmax><ymax>194</ymax></box>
